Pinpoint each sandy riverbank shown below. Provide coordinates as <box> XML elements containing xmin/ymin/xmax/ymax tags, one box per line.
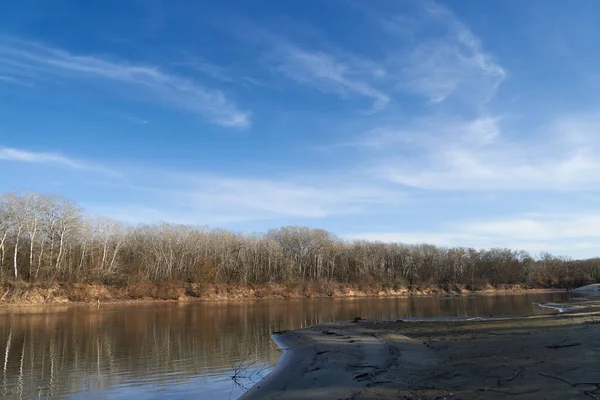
<box><xmin>0</xmin><ymin>282</ymin><xmax>562</xmax><ymax>307</ymax></box>
<box><xmin>243</xmin><ymin>299</ymin><xmax>600</xmax><ymax>399</ymax></box>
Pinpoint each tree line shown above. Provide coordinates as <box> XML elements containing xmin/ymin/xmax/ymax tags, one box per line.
<box><xmin>1</xmin><ymin>191</ymin><xmax>599</xmax><ymax>290</ymax></box>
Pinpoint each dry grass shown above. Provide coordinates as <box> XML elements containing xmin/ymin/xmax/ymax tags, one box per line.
<box><xmin>0</xmin><ymin>280</ymin><xmax>555</xmax><ymax>306</ymax></box>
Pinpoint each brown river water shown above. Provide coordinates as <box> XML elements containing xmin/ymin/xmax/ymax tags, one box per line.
<box><xmin>0</xmin><ymin>291</ymin><xmax>573</xmax><ymax>399</ymax></box>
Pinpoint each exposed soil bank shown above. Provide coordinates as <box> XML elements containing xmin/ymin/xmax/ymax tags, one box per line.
<box><xmin>0</xmin><ymin>282</ymin><xmax>568</xmax><ymax>307</ymax></box>
<box><xmin>243</xmin><ymin>301</ymin><xmax>600</xmax><ymax>400</ymax></box>
<box><xmin>0</xmin><ymin>281</ymin><xmax>563</xmax><ymax>307</ymax></box>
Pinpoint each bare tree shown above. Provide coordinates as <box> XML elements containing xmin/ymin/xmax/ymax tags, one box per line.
<box><xmin>1</xmin><ymin>190</ymin><xmax>598</xmax><ymax>292</ymax></box>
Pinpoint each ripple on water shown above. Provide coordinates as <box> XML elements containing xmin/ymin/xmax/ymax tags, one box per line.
<box><xmin>0</xmin><ymin>291</ymin><xmax>571</xmax><ymax>400</ymax></box>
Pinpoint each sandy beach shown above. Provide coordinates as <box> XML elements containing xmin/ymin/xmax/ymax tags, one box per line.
<box><xmin>243</xmin><ymin>299</ymin><xmax>600</xmax><ymax>399</ymax></box>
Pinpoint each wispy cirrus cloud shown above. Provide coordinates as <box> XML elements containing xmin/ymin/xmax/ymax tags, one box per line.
<box><xmin>106</xmin><ymin>169</ymin><xmax>406</xmax><ymax>224</ymax></box>
<box><xmin>0</xmin><ymin>146</ymin><xmax>119</xmax><ymax>177</ymax></box>
<box><xmin>345</xmin><ymin>210</ymin><xmax>600</xmax><ymax>257</ymax></box>
<box><xmin>0</xmin><ymin>37</ymin><xmax>250</xmax><ymax>127</ymax></box>
<box><xmin>175</xmin><ymin>58</ymin><xmax>235</xmax><ymax>83</ymax></box>
<box><xmin>373</xmin><ymin>113</ymin><xmax>600</xmax><ymax>190</ymax></box>
<box><xmin>174</xmin><ymin>57</ymin><xmax>264</xmax><ymax>88</ymax></box>
<box><xmin>1</xmin><ymin>145</ymin><xmax>405</xmax><ymax>224</ymax></box>
<box><xmin>464</xmin><ymin>213</ymin><xmax>600</xmax><ymax>241</ymax></box>
<box><xmin>0</xmin><ymin>146</ymin><xmax>87</xmax><ymax>168</ymax></box>
<box><xmin>86</xmin><ymin>175</ymin><xmax>406</xmax><ymax>224</ymax></box>
<box><xmin>179</xmin><ymin>176</ymin><xmax>403</xmax><ymax>220</ymax></box>
<box><xmin>335</xmin><ymin>2</ymin><xmax>594</xmax><ymax>192</ymax></box>
<box><xmin>381</xmin><ymin>1</ymin><xmax>505</xmax><ymax>105</ymax></box>
<box><xmin>220</xmin><ymin>13</ymin><xmax>392</xmax><ymax>113</ymax></box>
<box><xmin>253</xmin><ymin>0</ymin><xmax>502</xmax><ymax>113</ymax></box>
<box><xmin>266</xmin><ymin>43</ymin><xmax>390</xmax><ymax>113</ymax></box>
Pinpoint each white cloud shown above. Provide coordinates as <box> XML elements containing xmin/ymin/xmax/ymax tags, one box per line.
<box><xmin>133</xmin><ymin>173</ymin><xmax>406</xmax><ymax>223</ymax></box>
<box><xmin>462</xmin><ymin>116</ymin><xmax>501</xmax><ymax>145</ymax></box>
<box><xmin>383</xmin><ymin>1</ymin><xmax>505</xmax><ymax>105</ymax></box>
<box><xmin>376</xmin><ymin>114</ymin><xmax>600</xmax><ymax>190</ymax></box>
<box><xmin>2</xmin><ymin>143</ymin><xmax>403</xmax><ymax>224</ymax></box>
<box><xmin>465</xmin><ymin>214</ymin><xmax>600</xmax><ymax>241</ymax></box>
<box><xmin>345</xmin><ymin>232</ymin><xmax>473</xmax><ymax>247</ymax></box>
<box><xmin>0</xmin><ymin>146</ymin><xmax>119</xmax><ymax>177</ymax></box>
<box><xmin>0</xmin><ymin>147</ymin><xmax>87</xmax><ymax>168</ymax></box>
<box><xmin>84</xmin><ymin>204</ymin><xmax>197</xmax><ymax>226</ymax></box>
<box><xmin>0</xmin><ymin>38</ymin><xmax>250</xmax><ymax>127</ymax></box>
<box><xmin>346</xmin><ymin>211</ymin><xmax>600</xmax><ymax>258</ymax></box>
<box><xmin>266</xmin><ymin>43</ymin><xmax>390</xmax><ymax>113</ymax></box>
<box><xmin>0</xmin><ymin>139</ymin><xmax>408</xmax><ymax>224</ymax></box>
<box><xmin>350</xmin><ymin>115</ymin><xmax>501</xmax><ymax>151</ymax></box>
<box><xmin>174</xmin><ymin>58</ymin><xmax>263</xmax><ymax>88</ymax></box>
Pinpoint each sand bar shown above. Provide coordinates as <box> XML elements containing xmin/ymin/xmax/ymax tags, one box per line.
<box><xmin>243</xmin><ymin>300</ymin><xmax>600</xmax><ymax>399</ymax></box>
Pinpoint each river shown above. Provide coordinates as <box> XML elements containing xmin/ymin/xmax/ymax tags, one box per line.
<box><xmin>0</xmin><ymin>291</ymin><xmax>572</xmax><ymax>399</ymax></box>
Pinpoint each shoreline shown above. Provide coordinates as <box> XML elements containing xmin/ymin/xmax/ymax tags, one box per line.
<box><xmin>0</xmin><ymin>282</ymin><xmax>567</xmax><ymax>308</ymax></box>
<box><xmin>0</xmin><ymin>285</ymin><xmax>567</xmax><ymax>310</ymax></box>
<box><xmin>242</xmin><ymin>301</ymin><xmax>600</xmax><ymax>399</ymax></box>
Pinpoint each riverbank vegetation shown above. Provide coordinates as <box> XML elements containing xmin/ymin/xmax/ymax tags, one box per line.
<box><xmin>1</xmin><ymin>191</ymin><xmax>599</xmax><ymax>303</ymax></box>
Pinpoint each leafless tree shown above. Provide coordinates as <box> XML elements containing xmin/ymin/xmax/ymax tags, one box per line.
<box><xmin>0</xmin><ymin>190</ymin><xmax>598</xmax><ymax>290</ymax></box>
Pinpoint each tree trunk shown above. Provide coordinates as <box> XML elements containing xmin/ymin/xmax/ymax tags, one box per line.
<box><xmin>0</xmin><ymin>230</ymin><xmax>7</xmax><ymax>267</ymax></box>
<box><xmin>100</xmin><ymin>237</ymin><xmax>108</xmax><ymax>270</ymax></box>
<box><xmin>108</xmin><ymin>241</ymin><xmax>123</xmax><ymax>272</ymax></box>
<box><xmin>55</xmin><ymin>230</ymin><xmax>66</xmax><ymax>271</ymax></box>
<box><xmin>35</xmin><ymin>238</ymin><xmax>46</xmax><ymax>280</ymax></box>
<box><xmin>28</xmin><ymin>218</ymin><xmax>38</xmax><ymax>282</ymax></box>
<box><xmin>13</xmin><ymin>224</ymin><xmax>22</xmax><ymax>280</ymax></box>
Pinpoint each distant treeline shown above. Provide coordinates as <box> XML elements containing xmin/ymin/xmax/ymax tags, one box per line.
<box><xmin>1</xmin><ymin>191</ymin><xmax>599</xmax><ymax>290</ymax></box>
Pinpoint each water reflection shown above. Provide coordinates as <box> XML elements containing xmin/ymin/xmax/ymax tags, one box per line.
<box><xmin>0</xmin><ymin>292</ymin><xmax>569</xmax><ymax>399</ymax></box>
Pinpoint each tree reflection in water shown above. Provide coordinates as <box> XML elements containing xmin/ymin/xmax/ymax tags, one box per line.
<box><xmin>0</xmin><ymin>292</ymin><xmax>569</xmax><ymax>399</ymax></box>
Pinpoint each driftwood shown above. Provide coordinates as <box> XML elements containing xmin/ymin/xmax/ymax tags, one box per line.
<box><xmin>545</xmin><ymin>343</ymin><xmax>582</xmax><ymax>349</ymax></box>
<box><xmin>497</xmin><ymin>368</ymin><xmax>523</xmax><ymax>385</ymax></box>
<box><xmin>585</xmin><ymin>391</ymin><xmax>600</xmax><ymax>400</ymax></box>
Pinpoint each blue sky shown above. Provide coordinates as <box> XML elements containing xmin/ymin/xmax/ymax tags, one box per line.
<box><xmin>2</xmin><ymin>0</ymin><xmax>600</xmax><ymax>258</ymax></box>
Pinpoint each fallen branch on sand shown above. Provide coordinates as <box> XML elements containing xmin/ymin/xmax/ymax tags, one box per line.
<box><xmin>585</xmin><ymin>391</ymin><xmax>600</xmax><ymax>400</ymax></box>
<box><xmin>497</xmin><ymin>368</ymin><xmax>523</xmax><ymax>385</ymax></box>
<box><xmin>545</xmin><ymin>343</ymin><xmax>582</xmax><ymax>349</ymax></box>
<box><xmin>231</xmin><ymin>352</ymin><xmax>269</xmax><ymax>384</ymax></box>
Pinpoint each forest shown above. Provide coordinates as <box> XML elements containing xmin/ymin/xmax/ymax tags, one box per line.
<box><xmin>1</xmin><ymin>191</ymin><xmax>599</xmax><ymax>301</ymax></box>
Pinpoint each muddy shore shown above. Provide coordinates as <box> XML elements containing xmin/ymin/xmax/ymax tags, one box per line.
<box><xmin>243</xmin><ymin>300</ymin><xmax>600</xmax><ymax>399</ymax></box>
<box><xmin>0</xmin><ymin>282</ymin><xmax>561</xmax><ymax>307</ymax></box>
